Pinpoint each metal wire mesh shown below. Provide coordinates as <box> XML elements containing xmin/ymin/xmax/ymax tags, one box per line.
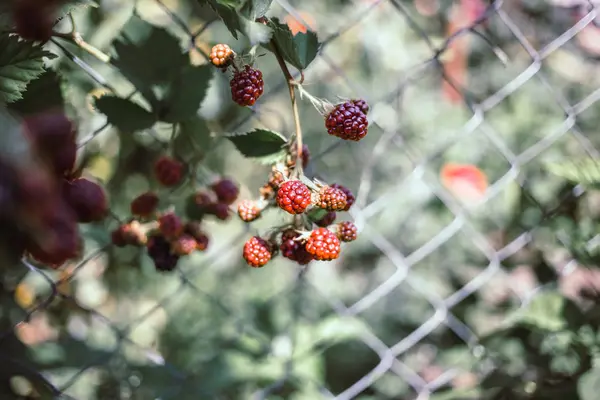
<box><xmin>6</xmin><ymin>0</ymin><xmax>600</xmax><ymax>398</ymax></box>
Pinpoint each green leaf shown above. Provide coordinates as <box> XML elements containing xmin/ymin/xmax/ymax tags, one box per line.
<box><xmin>161</xmin><ymin>64</ymin><xmax>214</xmax><ymax>123</ymax></box>
<box><xmin>240</xmin><ymin>0</ymin><xmax>273</xmax><ymax>18</ymax></box>
<box><xmin>7</xmin><ymin>69</ymin><xmax>64</xmax><ymax>115</ymax></box>
<box><xmin>546</xmin><ymin>158</ymin><xmax>600</xmax><ymax>186</ymax></box>
<box><xmin>111</xmin><ymin>15</ymin><xmax>186</xmax><ymax>101</ymax></box>
<box><xmin>225</xmin><ymin>128</ymin><xmax>287</xmax><ymax>161</ymax></box>
<box><xmin>174</xmin><ymin>117</ymin><xmax>213</xmax><ymax>160</ymax></box>
<box><xmin>265</xmin><ymin>18</ymin><xmax>320</xmax><ymax>71</ymax></box>
<box><xmin>0</xmin><ymin>33</ymin><xmax>57</xmax><ymax>103</ymax></box>
<box><xmin>579</xmin><ymin>367</ymin><xmax>600</xmax><ymax>400</ymax></box>
<box><xmin>514</xmin><ymin>291</ymin><xmax>568</xmax><ymax>332</ymax></box>
<box><xmin>203</xmin><ymin>0</ymin><xmax>272</xmax><ymax>44</ymax></box>
<box><xmin>95</xmin><ymin>96</ymin><xmax>156</xmax><ymax>132</ymax></box>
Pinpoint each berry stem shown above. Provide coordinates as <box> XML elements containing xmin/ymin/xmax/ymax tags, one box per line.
<box><xmin>270</xmin><ymin>38</ymin><xmax>304</xmax><ymax>178</ymax></box>
<box><xmin>52</xmin><ymin>14</ymin><xmax>111</xmax><ymax>63</ymax></box>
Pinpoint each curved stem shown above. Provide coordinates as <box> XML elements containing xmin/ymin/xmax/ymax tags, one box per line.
<box><xmin>270</xmin><ymin>38</ymin><xmax>303</xmax><ymax>178</ymax></box>
<box><xmin>52</xmin><ymin>14</ymin><xmax>111</xmax><ymax>64</ymax></box>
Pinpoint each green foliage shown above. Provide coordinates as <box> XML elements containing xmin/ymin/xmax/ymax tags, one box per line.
<box><xmin>546</xmin><ymin>158</ymin><xmax>600</xmax><ymax>187</ymax></box>
<box><xmin>160</xmin><ymin>65</ymin><xmax>213</xmax><ymax>123</ymax></box>
<box><xmin>264</xmin><ymin>18</ymin><xmax>320</xmax><ymax>71</ymax></box>
<box><xmin>203</xmin><ymin>0</ymin><xmax>273</xmax><ymax>44</ymax></box>
<box><xmin>0</xmin><ymin>33</ymin><xmax>57</xmax><ymax>103</ymax></box>
<box><xmin>7</xmin><ymin>69</ymin><xmax>64</xmax><ymax>115</ymax></box>
<box><xmin>226</xmin><ymin>128</ymin><xmax>287</xmax><ymax>162</ymax></box>
<box><xmin>94</xmin><ymin>95</ymin><xmax>156</xmax><ymax>132</ymax></box>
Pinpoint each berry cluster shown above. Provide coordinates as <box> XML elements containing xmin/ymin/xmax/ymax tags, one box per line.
<box><xmin>112</xmin><ymin>162</ymin><xmax>240</xmax><ymax>272</ymax></box>
<box><xmin>236</xmin><ymin>141</ymin><xmax>360</xmax><ymax>268</ymax></box>
<box><xmin>1</xmin><ymin>111</ymin><xmax>108</xmax><ymax>268</ymax></box>
<box><xmin>209</xmin><ymin>44</ymin><xmax>264</xmax><ymax>107</ymax></box>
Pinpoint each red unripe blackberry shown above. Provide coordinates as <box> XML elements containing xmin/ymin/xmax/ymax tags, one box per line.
<box><xmin>147</xmin><ymin>235</ymin><xmax>179</xmax><ymax>272</ymax></box>
<box><xmin>210</xmin><ymin>44</ymin><xmax>234</xmax><ymax>68</ymax></box>
<box><xmin>352</xmin><ymin>99</ymin><xmax>370</xmax><ymax>115</ymax></box>
<box><xmin>280</xmin><ymin>229</ymin><xmax>313</xmax><ymax>265</ymax></box>
<box><xmin>330</xmin><ymin>184</ymin><xmax>355</xmax><ymax>211</ymax></box>
<box><xmin>171</xmin><ymin>234</ymin><xmax>197</xmax><ymax>256</ymax></box>
<box><xmin>13</xmin><ymin>0</ymin><xmax>55</xmax><ymax>42</ymax></box>
<box><xmin>337</xmin><ymin>221</ymin><xmax>358</xmax><ymax>242</ymax></box>
<box><xmin>305</xmin><ymin>228</ymin><xmax>341</xmax><ymax>261</ymax></box>
<box><xmin>111</xmin><ymin>221</ymin><xmax>147</xmax><ymax>247</ymax></box>
<box><xmin>184</xmin><ymin>222</ymin><xmax>210</xmax><ymax>251</ymax></box>
<box><xmin>130</xmin><ymin>192</ymin><xmax>159</xmax><ymax>217</ymax></box>
<box><xmin>243</xmin><ymin>236</ymin><xmax>272</xmax><ymax>268</ymax></box>
<box><xmin>154</xmin><ymin>156</ymin><xmax>184</xmax><ymax>187</ymax></box>
<box><xmin>23</xmin><ymin>111</ymin><xmax>77</xmax><ymax>176</ymax></box>
<box><xmin>317</xmin><ymin>186</ymin><xmax>347</xmax><ymax>211</ymax></box>
<box><xmin>158</xmin><ymin>212</ymin><xmax>183</xmax><ymax>239</ymax></box>
<box><xmin>208</xmin><ymin>202</ymin><xmax>230</xmax><ymax>221</ymax></box>
<box><xmin>230</xmin><ymin>65</ymin><xmax>264</xmax><ymax>106</ymax></box>
<box><xmin>276</xmin><ymin>180</ymin><xmax>311</xmax><ymax>215</ymax></box>
<box><xmin>325</xmin><ymin>101</ymin><xmax>369</xmax><ymax>141</ymax></box>
<box><xmin>62</xmin><ymin>178</ymin><xmax>108</xmax><ymax>223</ymax></box>
<box><xmin>211</xmin><ymin>178</ymin><xmax>239</xmax><ymax>205</ymax></box>
<box><xmin>314</xmin><ymin>211</ymin><xmax>336</xmax><ymax>227</ymax></box>
<box><xmin>237</xmin><ymin>200</ymin><xmax>261</xmax><ymax>222</ymax></box>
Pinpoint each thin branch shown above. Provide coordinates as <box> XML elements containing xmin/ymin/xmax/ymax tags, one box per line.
<box><xmin>270</xmin><ymin>38</ymin><xmax>304</xmax><ymax>177</ymax></box>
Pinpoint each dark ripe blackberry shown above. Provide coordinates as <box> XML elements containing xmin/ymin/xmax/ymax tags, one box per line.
<box><xmin>130</xmin><ymin>192</ymin><xmax>159</xmax><ymax>217</ymax></box>
<box><xmin>230</xmin><ymin>65</ymin><xmax>264</xmax><ymax>106</ymax></box>
<box><xmin>208</xmin><ymin>202</ymin><xmax>230</xmax><ymax>221</ymax></box>
<box><xmin>211</xmin><ymin>178</ymin><xmax>239</xmax><ymax>205</ymax></box>
<box><xmin>337</xmin><ymin>221</ymin><xmax>358</xmax><ymax>242</ymax></box>
<box><xmin>325</xmin><ymin>101</ymin><xmax>369</xmax><ymax>141</ymax></box>
<box><xmin>147</xmin><ymin>235</ymin><xmax>180</xmax><ymax>272</ymax></box>
<box><xmin>280</xmin><ymin>229</ymin><xmax>313</xmax><ymax>265</ymax></box>
<box><xmin>62</xmin><ymin>178</ymin><xmax>108</xmax><ymax>223</ymax></box>
<box><xmin>154</xmin><ymin>156</ymin><xmax>184</xmax><ymax>187</ymax></box>
<box><xmin>352</xmin><ymin>99</ymin><xmax>370</xmax><ymax>115</ymax></box>
<box><xmin>158</xmin><ymin>212</ymin><xmax>184</xmax><ymax>239</ymax></box>
<box><xmin>314</xmin><ymin>211</ymin><xmax>336</xmax><ymax>227</ymax></box>
<box><xmin>13</xmin><ymin>0</ymin><xmax>56</xmax><ymax>42</ymax></box>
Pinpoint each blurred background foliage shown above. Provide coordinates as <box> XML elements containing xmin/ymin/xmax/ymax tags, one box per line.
<box><xmin>4</xmin><ymin>0</ymin><xmax>600</xmax><ymax>399</ymax></box>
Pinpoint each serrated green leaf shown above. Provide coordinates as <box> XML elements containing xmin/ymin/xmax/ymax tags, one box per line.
<box><xmin>580</xmin><ymin>367</ymin><xmax>600</xmax><ymax>400</ymax></box>
<box><xmin>264</xmin><ymin>18</ymin><xmax>319</xmax><ymax>71</ymax></box>
<box><xmin>225</xmin><ymin>129</ymin><xmax>287</xmax><ymax>160</ymax></box>
<box><xmin>0</xmin><ymin>33</ymin><xmax>57</xmax><ymax>103</ymax></box>
<box><xmin>112</xmin><ymin>15</ymin><xmax>186</xmax><ymax>102</ymax></box>
<box><xmin>203</xmin><ymin>0</ymin><xmax>272</xmax><ymax>44</ymax></box>
<box><xmin>95</xmin><ymin>96</ymin><xmax>156</xmax><ymax>132</ymax></box>
<box><xmin>7</xmin><ymin>69</ymin><xmax>64</xmax><ymax>115</ymax></box>
<box><xmin>204</xmin><ymin>0</ymin><xmax>243</xmax><ymax>39</ymax></box>
<box><xmin>240</xmin><ymin>0</ymin><xmax>273</xmax><ymax>18</ymax></box>
<box><xmin>546</xmin><ymin>158</ymin><xmax>600</xmax><ymax>186</ymax></box>
<box><xmin>161</xmin><ymin>64</ymin><xmax>214</xmax><ymax>123</ymax></box>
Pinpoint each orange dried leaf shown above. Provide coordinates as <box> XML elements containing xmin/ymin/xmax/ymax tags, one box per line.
<box><xmin>284</xmin><ymin>12</ymin><xmax>316</xmax><ymax>36</ymax></box>
<box><xmin>440</xmin><ymin>163</ymin><xmax>488</xmax><ymax>202</ymax></box>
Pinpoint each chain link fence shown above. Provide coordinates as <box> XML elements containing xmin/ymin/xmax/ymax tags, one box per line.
<box><xmin>6</xmin><ymin>0</ymin><xmax>600</xmax><ymax>398</ymax></box>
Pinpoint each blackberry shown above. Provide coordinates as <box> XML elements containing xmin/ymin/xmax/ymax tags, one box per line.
<box><xmin>316</xmin><ymin>186</ymin><xmax>347</xmax><ymax>212</ymax></box>
<box><xmin>230</xmin><ymin>65</ymin><xmax>264</xmax><ymax>107</ymax></box>
<box><xmin>243</xmin><ymin>236</ymin><xmax>272</xmax><ymax>267</ymax></box>
<box><xmin>305</xmin><ymin>228</ymin><xmax>341</xmax><ymax>261</ymax></box>
<box><xmin>325</xmin><ymin>101</ymin><xmax>369</xmax><ymax>141</ymax></box>
<box><xmin>276</xmin><ymin>180</ymin><xmax>311</xmax><ymax>215</ymax></box>
<box><xmin>337</xmin><ymin>221</ymin><xmax>358</xmax><ymax>242</ymax></box>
